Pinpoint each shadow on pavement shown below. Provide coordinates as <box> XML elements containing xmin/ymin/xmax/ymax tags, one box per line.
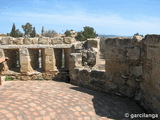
<box><xmin>70</xmin><ymin>86</ymin><xmax>151</xmax><ymax>120</ymax></box>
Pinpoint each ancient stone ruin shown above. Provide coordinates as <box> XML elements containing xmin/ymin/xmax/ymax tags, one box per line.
<box><xmin>0</xmin><ymin>34</ymin><xmax>160</xmax><ymax>115</ymax></box>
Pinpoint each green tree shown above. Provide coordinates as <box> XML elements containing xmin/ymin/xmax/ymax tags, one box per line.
<box><xmin>43</xmin><ymin>30</ymin><xmax>58</xmax><ymax>37</ymax></box>
<box><xmin>10</xmin><ymin>23</ymin><xmax>23</xmax><ymax>37</ymax></box>
<box><xmin>64</xmin><ymin>30</ymin><xmax>71</xmax><ymax>37</ymax></box>
<box><xmin>15</xmin><ymin>29</ymin><xmax>23</xmax><ymax>37</ymax></box>
<box><xmin>30</xmin><ymin>27</ymin><xmax>36</xmax><ymax>37</ymax></box>
<box><xmin>75</xmin><ymin>26</ymin><xmax>98</xmax><ymax>41</ymax></box>
<box><xmin>75</xmin><ymin>31</ymin><xmax>86</xmax><ymax>41</ymax></box>
<box><xmin>10</xmin><ymin>23</ymin><xmax>16</xmax><ymax>37</ymax></box>
<box><xmin>22</xmin><ymin>22</ymin><xmax>33</xmax><ymax>37</ymax></box>
<box><xmin>41</xmin><ymin>26</ymin><xmax>45</xmax><ymax>36</ymax></box>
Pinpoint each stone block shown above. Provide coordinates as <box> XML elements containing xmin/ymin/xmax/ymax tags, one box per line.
<box><xmin>13</xmin><ymin>38</ymin><xmax>24</xmax><ymax>45</ymax></box>
<box><xmin>63</xmin><ymin>37</ymin><xmax>74</xmax><ymax>44</ymax></box>
<box><xmin>130</xmin><ymin>66</ymin><xmax>142</xmax><ymax>77</ymax></box>
<box><xmin>86</xmin><ymin>38</ymin><xmax>99</xmax><ymax>48</ymax></box>
<box><xmin>144</xmin><ymin>34</ymin><xmax>160</xmax><ymax>46</ymax></box>
<box><xmin>24</xmin><ymin>38</ymin><xmax>32</xmax><ymax>44</ymax></box>
<box><xmin>119</xmin><ymin>85</ymin><xmax>135</xmax><ymax>98</ymax></box>
<box><xmin>127</xmin><ymin>46</ymin><xmax>141</xmax><ymax>60</ymax></box>
<box><xmin>51</xmin><ymin>37</ymin><xmax>63</xmax><ymax>44</ymax></box>
<box><xmin>44</xmin><ymin>48</ymin><xmax>54</xmax><ymax>56</ymax></box>
<box><xmin>90</xmin><ymin>70</ymin><xmax>106</xmax><ymax>80</ymax></box>
<box><xmin>70</xmin><ymin>53</ymin><xmax>82</xmax><ymax>68</ymax></box>
<box><xmin>31</xmin><ymin>38</ymin><xmax>39</xmax><ymax>44</ymax></box>
<box><xmin>38</xmin><ymin>37</ymin><xmax>51</xmax><ymax>44</ymax></box>
<box><xmin>0</xmin><ymin>37</ymin><xmax>9</xmax><ymax>45</ymax></box>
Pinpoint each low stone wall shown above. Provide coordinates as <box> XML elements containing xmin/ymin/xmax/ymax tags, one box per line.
<box><xmin>0</xmin><ymin>37</ymin><xmax>75</xmax><ymax>45</ymax></box>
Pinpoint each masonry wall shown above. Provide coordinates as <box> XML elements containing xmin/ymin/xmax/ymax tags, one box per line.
<box><xmin>140</xmin><ymin>35</ymin><xmax>160</xmax><ymax>114</ymax></box>
<box><xmin>0</xmin><ymin>36</ymin><xmax>75</xmax><ymax>80</ymax></box>
<box><xmin>69</xmin><ymin>36</ymin><xmax>160</xmax><ymax>115</ymax></box>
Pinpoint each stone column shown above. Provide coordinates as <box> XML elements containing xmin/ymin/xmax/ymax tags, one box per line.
<box><xmin>0</xmin><ymin>49</ymin><xmax>8</xmax><ymax>71</ymax></box>
<box><xmin>44</xmin><ymin>48</ymin><xmax>57</xmax><ymax>72</ymax></box>
<box><xmin>28</xmin><ymin>49</ymin><xmax>39</xmax><ymax>69</ymax></box>
<box><xmin>19</xmin><ymin>48</ymin><xmax>33</xmax><ymax>73</ymax></box>
<box><xmin>64</xmin><ymin>48</ymin><xmax>71</xmax><ymax>69</ymax></box>
<box><xmin>54</xmin><ymin>49</ymin><xmax>62</xmax><ymax>69</ymax></box>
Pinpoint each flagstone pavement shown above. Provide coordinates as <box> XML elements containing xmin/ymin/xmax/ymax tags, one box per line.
<box><xmin>0</xmin><ymin>81</ymin><xmax>150</xmax><ymax>120</ymax></box>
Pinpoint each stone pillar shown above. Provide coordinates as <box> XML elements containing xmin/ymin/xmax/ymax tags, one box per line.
<box><xmin>54</xmin><ymin>49</ymin><xmax>62</xmax><ymax>69</ymax></box>
<box><xmin>44</xmin><ymin>48</ymin><xmax>57</xmax><ymax>72</ymax></box>
<box><xmin>28</xmin><ymin>49</ymin><xmax>39</xmax><ymax>69</ymax></box>
<box><xmin>64</xmin><ymin>48</ymin><xmax>71</xmax><ymax>69</ymax></box>
<box><xmin>0</xmin><ymin>49</ymin><xmax>8</xmax><ymax>71</ymax></box>
<box><xmin>19</xmin><ymin>48</ymin><xmax>33</xmax><ymax>73</ymax></box>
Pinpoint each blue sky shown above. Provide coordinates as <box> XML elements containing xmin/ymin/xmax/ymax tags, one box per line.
<box><xmin>0</xmin><ymin>0</ymin><xmax>160</xmax><ymax>36</ymax></box>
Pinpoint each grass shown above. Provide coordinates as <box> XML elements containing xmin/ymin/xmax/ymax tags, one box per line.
<box><xmin>5</xmin><ymin>76</ymin><xmax>13</xmax><ymax>81</ymax></box>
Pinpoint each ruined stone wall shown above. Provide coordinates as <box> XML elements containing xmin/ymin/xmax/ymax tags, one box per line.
<box><xmin>140</xmin><ymin>35</ymin><xmax>160</xmax><ymax>114</ymax></box>
<box><xmin>0</xmin><ymin>36</ymin><xmax>75</xmax><ymax>45</ymax></box>
<box><xmin>69</xmin><ymin>35</ymin><xmax>160</xmax><ymax>115</ymax></box>
<box><xmin>0</xmin><ymin>36</ymin><xmax>74</xmax><ymax>80</ymax></box>
<box><xmin>69</xmin><ymin>38</ymin><xmax>107</xmax><ymax>91</ymax></box>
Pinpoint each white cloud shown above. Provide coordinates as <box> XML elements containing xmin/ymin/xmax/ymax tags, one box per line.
<box><xmin>1</xmin><ymin>10</ymin><xmax>160</xmax><ymax>35</ymax></box>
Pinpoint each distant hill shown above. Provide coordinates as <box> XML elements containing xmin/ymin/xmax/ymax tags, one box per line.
<box><xmin>98</xmin><ymin>34</ymin><xmax>117</xmax><ymax>37</ymax></box>
<box><xmin>98</xmin><ymin>34</ymin><xmax>132</xmax><ymax>37</ymax></box>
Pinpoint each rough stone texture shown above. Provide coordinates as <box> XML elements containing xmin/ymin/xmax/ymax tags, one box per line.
<box><xmin>82</xmin><ymin>49</ymin><xmax>96</xmax><ymax>67</ymax></box>
<box><xmin>0</xmin><ymin>35</ymin><xmax>160</xmax><ymax>115</ymax></box>
<box><xmin>51</xmin><ymin>37</ymin><xmax>63</xmax><ymax>44</ymax></box>
<box><xmin>43</xmin><ymin>48</ymin><xmax>57</xmax><ymax>72</ymax></box>
<box><xmin>54</xmin><ymin>48</ymin><xmax>62</xmax><ymax>69</ymax></box>
<box><xmin>140</xmin><ymin>34</ymin><xmax>160</xmax><ymax>114</ymax></box>
<box><xmin>19</xmin><ymin>48</ymin><xmax>33</xmax><ymax>73</ymax></box>
<box><xmin>63</xmin><ymin>37</ymin><xmax>75</xmax><ymax>44</ymax></box>
<box><xmin>23</xmin><ymin>38</ymin><xmax>32</xmax><ymax>45</ymax></box>
<box><xmin>28</xmin><ymin>49</ymin><xmax>39</xmax><ymax>70</ymax></box>
<box><xmin>38</xmin><ymin>37</ymin><xmax>51</xmax><ymax>44</ymax></box>
<box><xmin>0</xmin><ymin>36</ymin><xmax>75</xmax><ymax>45</ymax></box>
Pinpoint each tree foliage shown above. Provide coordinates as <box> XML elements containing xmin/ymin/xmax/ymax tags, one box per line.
<box><xmin>64</xmin><ymin>30</ymin><xmax>71</xmax><ymax>37</ymax></box>
<box><xmin>43</xmin><ymin>30</ymin><xmax>58</xmax><ymax>37</ymax></box>
<box><xmin>10</xmin><ymin>23</ymin><xmax>23</xmax><ymax>37</ymax></box>
<box><xmin>75</xmin><ymin>26</ymin><xmax>98</xmax><ymax>41</ymax></box>
<box><xmin>22</xmin><ymin>23</ymin><xmax>33</xmax><ymax>37</ymax></box>
<box><xmin>30</xmin><ymin>27</ymin><xmax>36</xmax><ymax>37</ymax></box>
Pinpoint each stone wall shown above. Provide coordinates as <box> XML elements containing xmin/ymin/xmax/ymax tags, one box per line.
<box><xmin>0</xmin><ymin>36</ymin><xmax>75</xmax><ymax>45</ymax></box>
<box><xmin>0</xmin><ymin>35</ymin><xmax>160</xmax><ymax>114</ymax></box>
<box><xmin>0</xmin><ymin>36</ymin><xmax>73</xmax><ymax>80</ymax></box>
<box><xmin>69</xmin><ymin>35</ymin><xmax>160</xmax><ymax>115</ymax></box>
<box><xmin>140</xmin><ymin>35</ymin><xmax>160</xmax><ymax>114</ymax></box>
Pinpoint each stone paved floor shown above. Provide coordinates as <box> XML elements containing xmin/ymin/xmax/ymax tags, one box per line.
<box><xmin>0</xmin><ymin>81</ymin><xmax>149</xmax><ymax>120</ymax></box>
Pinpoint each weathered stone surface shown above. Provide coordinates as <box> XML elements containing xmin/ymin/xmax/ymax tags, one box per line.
<box><xmin>13</xmin><ymin>37</ymin><xmax>24</xmax><ymax>45</ymax></box>
<box><xmin>70</xmin><ymin>53</ymin><xmax>82</xmax><ymax>68</ymax></box>
<box><xmin>38</xmin><ymin>37</ymin><xmax>51</xmax><ymax>44</ymax></box>
<box><xmin>51</xmin><ymin>37</ymin><xmax>63</xmax><ymax>44</ymax></box>
<box><xmin>24</xmin><ymin>38</ymin><xmax>32</xmax><ymax>44</ymax></box>
<box><xmin>1</xmin><ymin>35</ymin><xmax>160</xmax><ymax>115</ymax></box>
<box><xmin>130</xmin><ymin>66</ymin><xmax>142</xmax><ymax>77</ymax></box>
<box><xmin>126</xmin><ymin>46</ymin><xmax>141</xmax><ymax>60</ymax></box>
<box><xmin>82</xmin><ymin>49</ymin><xmax>96</xmax><ymax>67</ymax></box>
<box><xmin>119</xmin><ymin>85</ymin><xmax>135</xmax><ymax>98</ymax></box>
<box><xmin>31</xmin><ymin>38</ymin><xmax>39</xmax><ymax>44</ymax></box>
<box><xmin>0</xmin><ymin>37</ymin><xmax>10</xmax><ymax>45</ymax></box>
<box><xmin>86</xmin><ymin>38</ymin><xmax>99</xmax><ymax>49</ymax></box>
<box><xmin>63</xmin><ymin>37</ymin><xmax>75</xmax><ymax>44</ymax></box>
